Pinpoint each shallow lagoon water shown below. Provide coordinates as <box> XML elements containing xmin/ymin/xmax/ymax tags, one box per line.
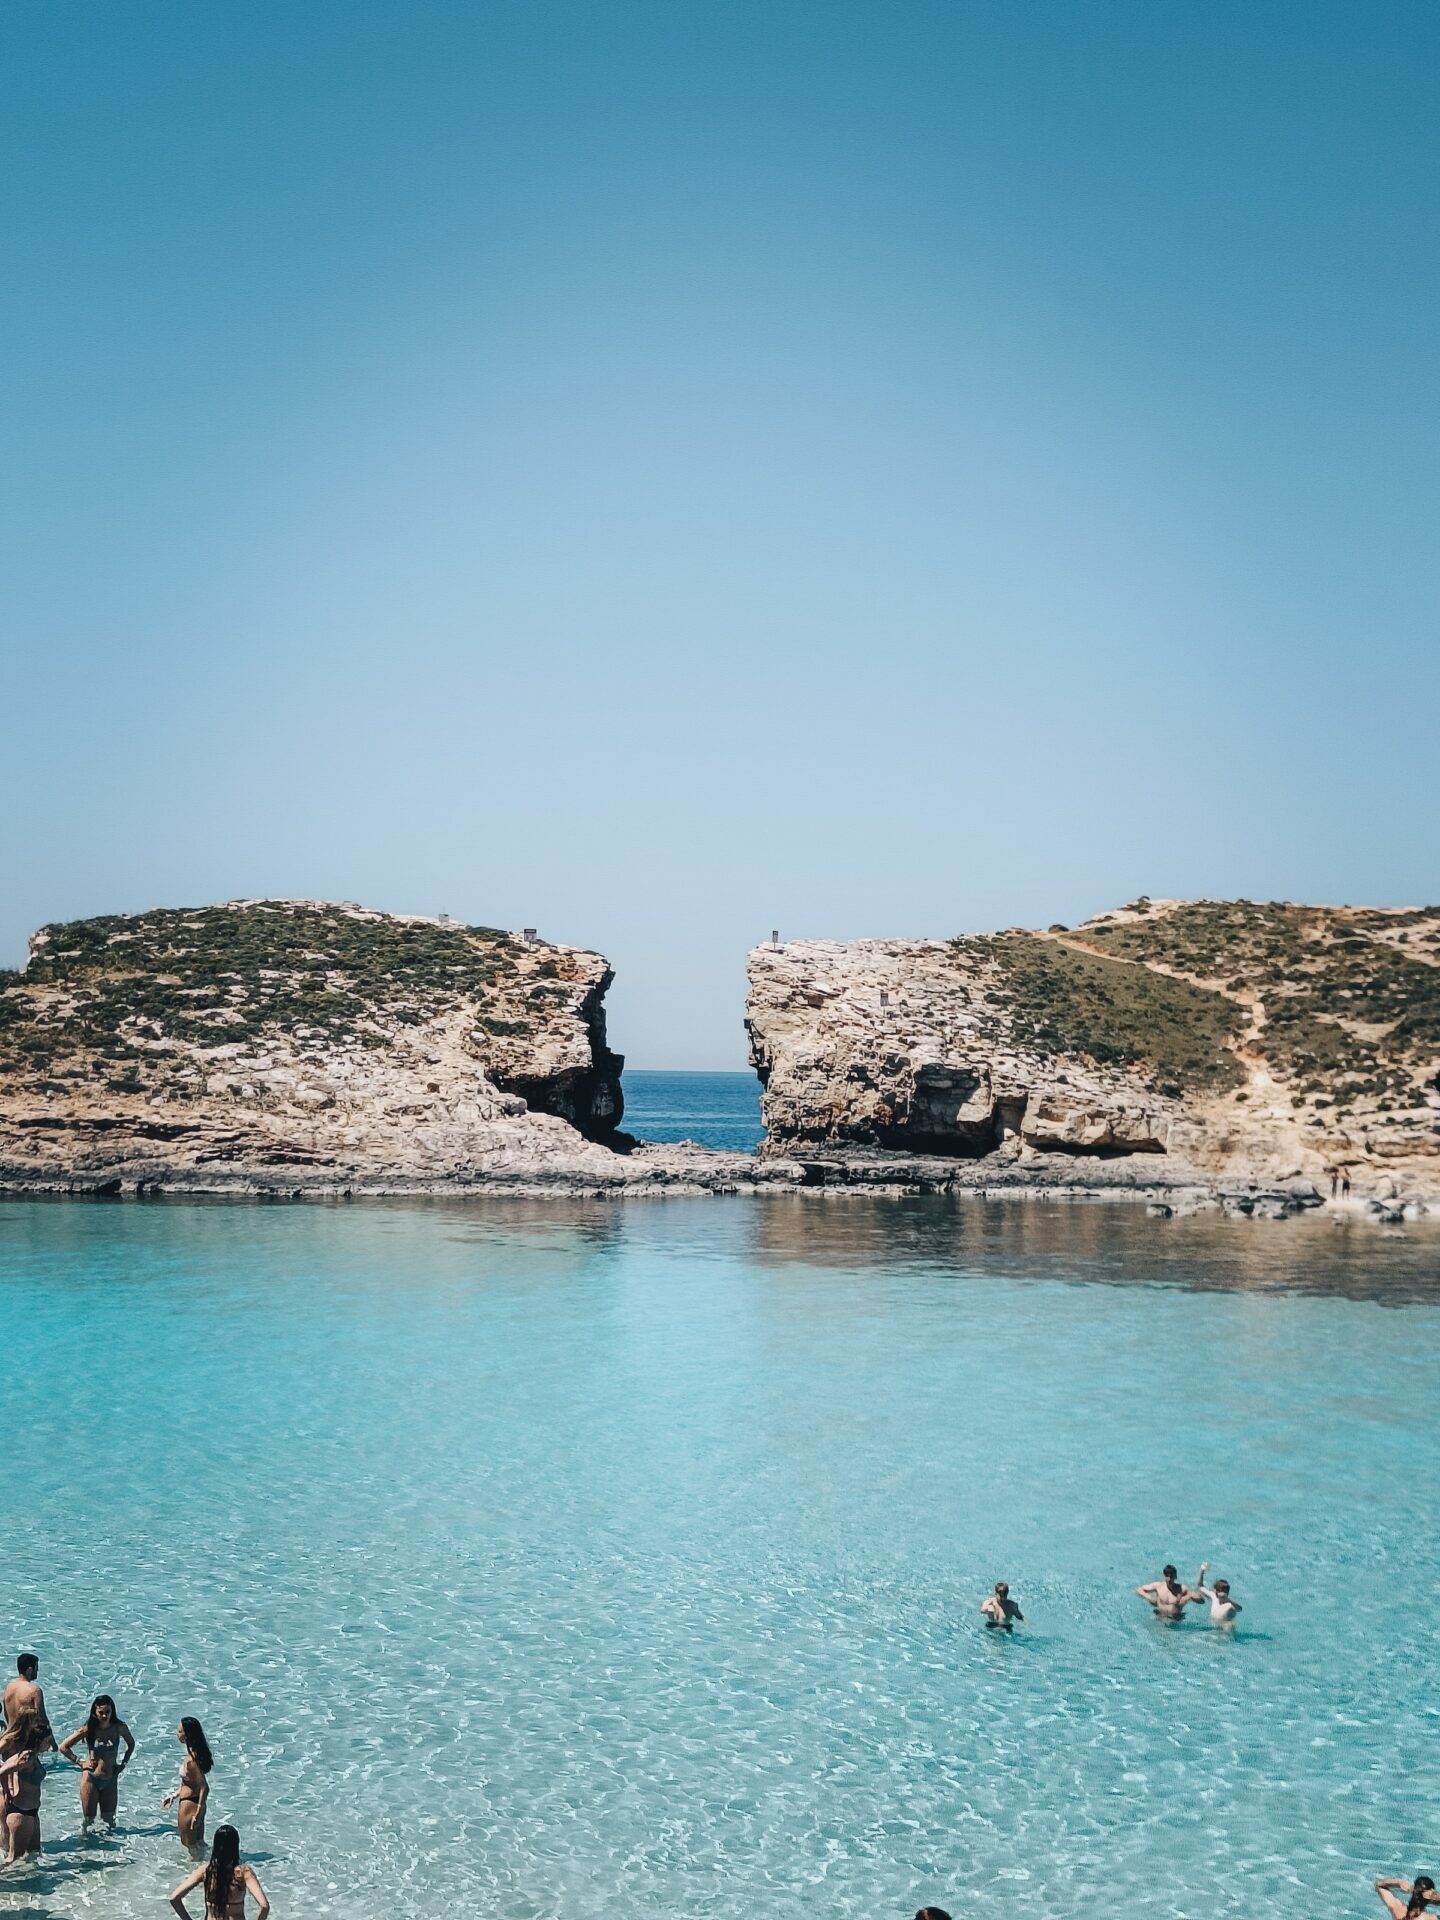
<box><xmin>2</xmin><ymin>1194</ymin><xmax>1438</xmax><ymax>1920</ymax></box>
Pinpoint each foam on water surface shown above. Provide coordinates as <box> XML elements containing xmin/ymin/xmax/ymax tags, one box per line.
<box><xmin>1</xmin><ymin>1194</ymin><xmax>1438</xmax><ymax>1920</ymax></box>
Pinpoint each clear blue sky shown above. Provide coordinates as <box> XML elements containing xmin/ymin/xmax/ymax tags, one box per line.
<box><xmin>3</xmin><ymin>2</ymin><xmax>1437</xmax><ymax>1066</ymax></box>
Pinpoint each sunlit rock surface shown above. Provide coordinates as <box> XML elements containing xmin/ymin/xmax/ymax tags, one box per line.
<box><xmin>746</xmin><ymin>900</ymin><xmax>1440</xmax><ymax>1204</ymax></box>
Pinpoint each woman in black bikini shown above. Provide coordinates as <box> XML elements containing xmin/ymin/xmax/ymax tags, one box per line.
<box><xmin>162</xmin><ymin>1718</ymin><xmax>213</xmax><ymax>1851</ymax></box>
<box><xmin>170</xmin><ymin>1825</ymin><xmax>270</xmax><ymax>1920</ymax></box>
<box><xmin>58</xmin><ymin>1694</ymin><xmax>135</xmax><ymax>1829</ymax></box>
<box><xmin>0</xmin><ymin>1709</ymin><xmax>48</xmax><ymax>1862</ymax></box>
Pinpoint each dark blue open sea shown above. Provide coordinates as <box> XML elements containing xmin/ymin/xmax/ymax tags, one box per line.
<box><xmin>622</xmin><ymin>1069</ymin><xmax>764</xmax><ymax>1152</ymax></box>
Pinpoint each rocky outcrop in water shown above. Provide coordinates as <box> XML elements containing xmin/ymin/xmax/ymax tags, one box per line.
<box><xmin>746</xmin><ymin>900</ymin><xmax>1440</xmax><ymax>1203</ymax></box>
<box><xmin>0</xmin><ymin>901</ymin><xmax>667</xmax><ymax>1194</ymax></box>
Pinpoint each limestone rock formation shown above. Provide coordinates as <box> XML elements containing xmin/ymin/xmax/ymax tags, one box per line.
<box><xmin>0</xmin><ymin>901</ymin><xmax>660</xmax><ymax>1194</ymax></box>
<box><xmin>746</xmin><ymin>901</ymin><xmax>1440</xmax><ymax>1202</ymax></box>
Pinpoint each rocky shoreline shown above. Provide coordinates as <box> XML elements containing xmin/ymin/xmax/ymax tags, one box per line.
<box><xmin>2</xmin><ymin>896</ymin><xmax>1437</xmax><ymax>1220</ymax></box>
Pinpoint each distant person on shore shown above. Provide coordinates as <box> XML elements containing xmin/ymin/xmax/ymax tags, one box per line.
<box><xmin>1375</xmin><ymin>1876</ymin><xmax>1439</xmax><ymax>1919</ymax></box>
<box><xmin>59</xmin><ymin>1695</ymin><xmax>134</xmax><ymax>1829</ymax></box>
<box><xmin>1135</xmin><ymin>1564</ymin><xmax>1204</xmax><ymax>1620</ymax></box>
<box><xmin>1192</xmin><ymin>1564</ymin><xmax>1242</xmax><ymax>1627</ymax></box>
<box><xmin>2</xmin><ymin>1657</ymin><xmax>52</xmax><ymax>1749</ymax></box>
<box><xmin>980</xmin><ymin>1582</ymin><xmax>1024</xmax><ymax>1630</ymax></box>
<box><xmin>162</xmin><ymin>1718</ymin><xmax>213</xmax><ymax>1851</ymax></box>
<box><xmin>170</xmin><ymin>1825</ymin><xmax>270</xmax><ymax>1920</ymax></box>
<box><xmin>0</xmin><ymin>1709</ymin><xmax>49</xmax><ymax>1861</ymax></box>
<box><xmin>1330</xmin><ymin>1169</ymin><xmax>1339</xmax><ymax>1198</ymax></box>
<box><xmin>1342</xmin><ymin>1170</ymin><xmax>1352</xmax><ymax>1198</ymax></box>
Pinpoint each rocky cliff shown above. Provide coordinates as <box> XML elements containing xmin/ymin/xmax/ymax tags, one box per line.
<box><xmin>0</xmin><ymin>901</ymin><xmax>663</xmax><ymax>1194</ymax></box>
<box><xmin>746</xmin><ymin>900</ymin><xmax>1440</xmax><ymax>1204</ymax></box>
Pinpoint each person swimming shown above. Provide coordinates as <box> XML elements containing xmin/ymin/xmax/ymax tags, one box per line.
<box><xmin>1192</xmin><ymin>1563</ymin><xmax>1243</xmax><ymax>1627</ymax></box>
<box><xmin>980</xmin><ymin>1582</ymin><xmax>1025</xmax><ymax>1629</ymax></box>
<box><xmin>1135</xmin><ymin>1564</ymin><xmax>1204</xmax><ymax>1620</ymax></box>
<box><xmin>1375</xmin><ymin>1875</ymin><xmax>1439</xmax><ymax>1920</ymax></box>
<box><xmin>0</xmin><ymin>1709</ymin><xmax>49</xmax><ymax>1862</ymax></box>
<box><xmin>59</xmin><ymin>1695</ymin><xmax>135</xmax><ymax>1829</ymax></box>
<box><xmin>162</xmin><ymin>1717</ymin><xmax>213</xmax><ymax>1851</ymax></box>
<box><xmin>170</xmin><ymin>1824</ymin><xmax>270</xmax><ymax>1920</ymax></box>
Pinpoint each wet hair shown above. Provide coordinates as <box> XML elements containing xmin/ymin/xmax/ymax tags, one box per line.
<box><xmin>87</xmin><ymin>1696</ymin><xmax>117</xmax><ymax>1746</ymax></box>
<box><xmin>1405</xmin><ymin>1877</ymin><xmax>1437</xmax><ymax>1918</ymax></box>
<box><xmin>16</xmin><ymin>1654</ymin><xmax>38</xmax><ymax>1679</ymax></box>
<box><xmin>995</xmin><ymin>1582</ymin><xmax>1009</xmax><ymax>1596</ymax></box>
<box><xmin>915</xmin><ymin>1908</ymin><xmax>953</xmax><ymax>1920</ymax></box>
<box><xmin>1214</xmin><ymin>1580</ymin><xmax>1230</xmax><ymax>1594</ymax></box>
<box><xmin>180</xmin><ymin>1717</ymin><xmax>214</xmax><ymax>1774</ymax></box>
<box><xmin>1162</xmin><ymin>1565</ymin><xmax>1178</xmax><ymax>1581</ymax></box>
<box><xmin>205</xmin><ymin>1826</ymin><xmax>241</xmax><ymax>1917</ymax></box>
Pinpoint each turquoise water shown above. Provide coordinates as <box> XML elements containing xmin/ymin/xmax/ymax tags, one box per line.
<box><xmin>2</xmin><ymin>1196</ymin><xmax>1439</xmax><ymax>1920</ymax></box>
<box><xmin>622</xmin><ymin>1070</ymin><xmax>764</xmax><ymax>1152</ymax></box>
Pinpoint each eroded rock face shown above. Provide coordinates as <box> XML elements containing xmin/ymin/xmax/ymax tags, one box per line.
<box><xmin>746</xmin><ymin>902</ymin><xmax>1440</xmax><ymax>1199</ymax></box>
<box><xmin>0</xmin><ymin>901</ymin><xmax>638</xmax><ymax>1193</ymax></box>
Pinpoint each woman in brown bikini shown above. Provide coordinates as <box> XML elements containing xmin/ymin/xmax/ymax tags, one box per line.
<box><xmin>0</xmin><ymin>1709</ymin><xmax>48</xmax><ymax>1862</ymax></box>
<box><xmin>161</xmin><ymin>1717</ymin><xmax>213</xmax><ymax>1850</ymax></box>
<box><xmin>170</xmin><ymin>1825</ymin><xmax>270</xmax><ymax>1920</ymax></box>
<box><xmin>58</xmin><ymin>1694</ymin><xmax>135</xmax><ymax>1829</ymax></box>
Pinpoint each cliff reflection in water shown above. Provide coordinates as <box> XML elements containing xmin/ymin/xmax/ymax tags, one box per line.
<box><xmin>743</xmin><ymin>1192</ymin><xmax>1440</xmax><ymax>1306</ymax></box>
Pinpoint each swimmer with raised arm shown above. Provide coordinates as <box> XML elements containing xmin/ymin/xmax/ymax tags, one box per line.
<box><xmin>980</xmin><ymin>1582</ymin><xmax>1024</xmax><ymax>1629</ymax></box>
<box><xmin>1375</xmin><ymin>1875</ymin><xmax>1439</xmax><ymax>1920</ymax></box>
<box><xmin>1135</xmin><ymin>1564</ymin><xmax>1204</xmax><ymax>1620</ymax></box>
<box><xmin>1192</xmin><ymin>1563</ymin><xmax>1242</xmax><ymax>1627</ymax></box>
<box><xmin>59</xmin><ymin>1695</ymin><xmax>135</xmax><ymax>1829</ymax></box>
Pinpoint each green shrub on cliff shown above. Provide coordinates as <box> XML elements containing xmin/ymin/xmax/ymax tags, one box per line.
<box><xmin>977</xmin><ymin>932</ymin><xmax>1245</xmax><ymax>1092</ymax></box>
<box><xmin>0</xmin><ymin>903</ymin><xmax>538</xmax><ymax>1084</ymax></box>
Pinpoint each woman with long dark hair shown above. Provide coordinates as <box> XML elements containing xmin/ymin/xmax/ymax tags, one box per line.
<box><xmin>0</xmin><ymin>1708</ymin><xmax>48</xmax><ymax>1862</ymax></box>
<box><xmin>1376</xmin><ymin>1877</ymin><xmax>1440</xmax><ymax>1920</ymax></box>
<box><xmin>169</xmin><ymin>1825</ymin><xmax>270</xmax><ymax>1920</ymax></box>
<box><xmin>161</xmin><ymin>1717</ymin><xmax>213</xmax><ymax>1850</ymax></box>
<box><xmin>58</xmin><ymin>1694</ymin><xmax>135</xmax><ymax>1829</ymax></box>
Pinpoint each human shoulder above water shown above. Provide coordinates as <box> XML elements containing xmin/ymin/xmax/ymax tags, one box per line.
<box><xmin>1192</xmin><ymin>1563</ymin><xmax>1242</xmax><ymax>1626</ymax></box>
<box><xmin>2</xmin><ymin>1653</ymin><xmax>54</xmax><ymax>1747</ymax></box>
<box><xmin>980</xmin><ymin>1582</ymin><xmax>1024</xmax><ymax>1629</ymax></box>
<box><xmin>1136</xmin><ymin>1560</ymin><xmax>1242</xmax><ymax>1624</ymax></box>
<box><xmin>1375</xmin><ymin>1874</ymin><xmax>1440</xmax><ymax>1920</ymax></box>
<box><xmin>171</xmin><ymin>1825</ymin><xmax>270</xmax><ymax>1920</ymax></box>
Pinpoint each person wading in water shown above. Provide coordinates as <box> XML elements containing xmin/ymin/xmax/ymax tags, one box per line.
<box><xmin>170</xmin><ymin>1825</ymin><xmax>270</xmax><ymax>1920</ymax></box>
<box><xmin>162</xmin><ymin>1718</ymin><xmax>213</xmax><ymax>1851</ymax></box>
<box><xmin>59</xmin><ymin>1695</ymin><xmax>135</xmax><ymax>1829</ymax></box>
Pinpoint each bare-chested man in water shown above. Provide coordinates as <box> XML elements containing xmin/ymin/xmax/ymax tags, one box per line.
<box><xmin>2</xmin><ymin>1657</ymin><xmax>53</xmax><ymax>1751</ymax></box>
<box><xmin>1134</xmin><ymin>1564</ymin><xmax>1204</xmax><ymax>1621</ymax></box>
<box><xmin>1192</xmin><ymin>1563</ymin><xmax>1242</xmax><ymax>1626</ymax></box>
<box><xmin>980</xmin><ymin>1582</ymin><xmax>1025</xmax><ymax>1630</ymax></box>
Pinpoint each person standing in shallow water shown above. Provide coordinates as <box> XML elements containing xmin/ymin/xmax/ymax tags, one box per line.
<box><xmin>980</xmin><ymin>1582</ymin><xmax>1024</xmax><ymax>1629</ymax></box>
<box><xmin>170</xmin><ymin>1825</ymin><xmax>270</xmax><ymax>1920</ymax></box>
<box><xmin>1192</xmin><ymin>1563</ymin><xmax>1242</xmax><ymax>1627</ymax></box>
<box><xmin>162</xmin><ymin>1718</ymin><xmax>212</xmax><ymax>1850</ymax></box>
<box><xmin>59</xmin><ymin>1695</ymin><xmax>135</xmax><ymax>1828</ymax></box>
<box><xmin>1</xmin><ymin>1656</ymin><xmax>52</xmax><ymax>1750</ymax></box>
<box><xmin>0</xmin><ymin>1709</ymin><xmax>49</xmax><ymax>1861</ymax></box>
<box><xmin>1135</xmin><ymin>1564</ymin><xmax>1204</xmax><ymax>1620</ymax></box>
